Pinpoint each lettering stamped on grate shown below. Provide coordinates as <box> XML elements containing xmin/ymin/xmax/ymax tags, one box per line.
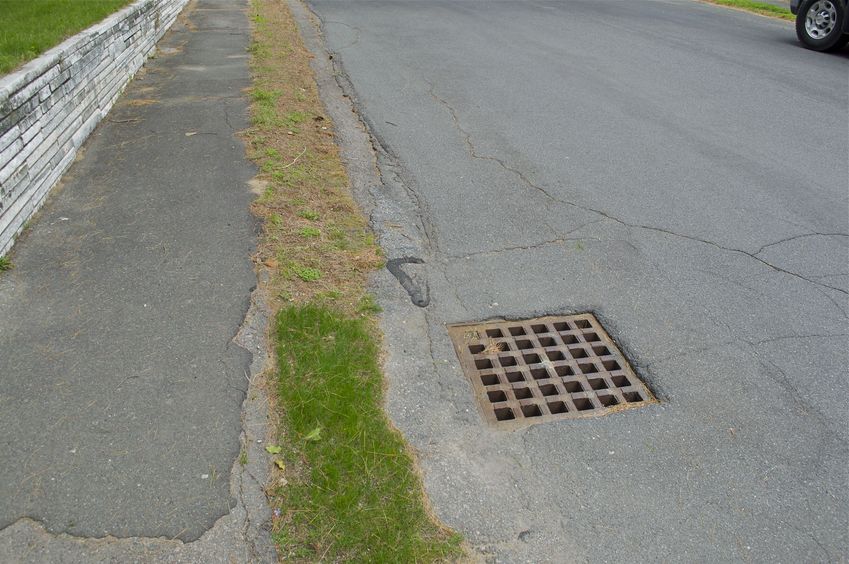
<box><xmin>448</xmin><ymin>314</ymin><xmax>656</xmax><ymax>428</ymax></box>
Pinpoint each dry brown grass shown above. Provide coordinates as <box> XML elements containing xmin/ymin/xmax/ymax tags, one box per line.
<box><xmin>244</xmin><ymin>0</ymin><xmax>382</xmax><ymax>315</ymax></box>
<box><xmin>482</xmin><ymin>338</ymin><xmax>506</xmax><ymax>355</ymax></box>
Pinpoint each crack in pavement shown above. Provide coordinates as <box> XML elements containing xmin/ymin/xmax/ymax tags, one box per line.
<box><xmin>427</xmin><ymin>84</ymin><xmax>849</xmax><ymax>303</ymax></box>
<box><xmin>748</xmin><ymin>333</ymin><xmax>849</xmax><ymax>346</ymax></box>
<box><xmin>307</xmin><ymin>4</ymin><xmax>439</xmax><ymax>251</ymax></box>
<box><xmin>722</xmin><ymin>327</ymin><xmax>847</xmax><ymax>442</ymax></box>
<box><xmin>426</xmin><ymin>83</ymin><xmax>561</xmax><ymax>241</ymax></box>
<box><xmin>221</xmin><ymin>103</ymin><xmax>235</xmax><ymax>132</ymax></box>
<box><xmin>322</xmin><ymin>19</ymin><xmax>362</xmax><ymax>51</ymax></box>
<box><xmin>752</xmin><ymin>232</ymin><xmax>849</xmax><ymax>256</ymax></box>
<box><xmin>442</xmin><ymin>219</ymin><xmax>605</xmax><ymax>260</ymax></box>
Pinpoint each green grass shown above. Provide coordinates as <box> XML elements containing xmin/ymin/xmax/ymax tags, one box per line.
<box><xmin>274</xmin><ymin>306</ymin><xmax>462</xmax><ymax>561</ymax></box>
<box><xmin>283</xmin><ymin>110</ymin><xmax>307</xmax><ymax>130</ymax></box>
<box><xmin>292</xmin><ymin>265</ymin><xmax>321</xmax><ymax>282</ymax></box>
<box><xmin>298</xmin><ymin>226</ymin><xmax>321</xmax><ymax>238</ymax></box>
<box><xmin>703</xmin><ymin>0</ymin><xmax>794</xmax><ymax>20</ymax></box>
<box><xmin>0</xmin><ymin>256</ymin><xmax>11</xmax><ymax>271</ymax></box>
<box><xmin>0</xmin><ymin>0</ymin><xmax>134</xmax><ymax>75</ymax></box>
<box><xmin>356</xmin><ymin>294</ymin><xmax>383</xmax><ymax>315</ymax></box>
<box><xmin>250</xmin><ymin>87</ymin><xmax>283</xmax><ymax>127</ymax></box>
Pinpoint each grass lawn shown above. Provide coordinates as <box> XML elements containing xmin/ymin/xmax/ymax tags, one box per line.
<box><xmin>245</xmin><ymin>0</ymin><xmax>463</xmax><ymax>560</ymax></box>
<box><xmin>0</xmin><ymin>0</ymin><xmax>133</xmax><ymax>75</ymax></box>
<box><xmin>702</xmin><ymin>0</ymin><xmax>794</xmax><ymax>20</ymax></box>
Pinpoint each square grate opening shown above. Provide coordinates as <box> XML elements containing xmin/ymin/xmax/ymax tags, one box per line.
<box><xmin>448</xmin><ymin>314</ymin><xmax>656</xmax><ymax>428</ymax></box>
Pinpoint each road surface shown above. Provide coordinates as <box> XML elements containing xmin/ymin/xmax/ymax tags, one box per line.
<box><xmin>302</xmin><ymin>0</ymin><xmax>848</xmax><ymax>561</ymax></box>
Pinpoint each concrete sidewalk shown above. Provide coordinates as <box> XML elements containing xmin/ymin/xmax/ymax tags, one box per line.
<box><xmin>0</xmin><ymin>0</ymin><xmax>274</xmax><ymax>560</ymax></box>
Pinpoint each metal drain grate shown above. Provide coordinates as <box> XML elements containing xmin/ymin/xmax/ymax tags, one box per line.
<box><xmin>448</xmin><ymin>314</ymin><xmax>656</xmax><ymax>428</ymax></box>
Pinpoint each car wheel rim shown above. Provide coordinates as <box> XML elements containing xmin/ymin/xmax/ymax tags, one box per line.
<box><xmin>805</xmin><ymin>0</ymin><xmax>837</xmax><ymax>39</ymax></box>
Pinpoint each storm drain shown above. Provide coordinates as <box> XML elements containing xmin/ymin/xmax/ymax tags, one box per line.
<box><xmin>448</xmin><ymin>314</ymin><xmax>656</xmax><ymax>428</ymax></box>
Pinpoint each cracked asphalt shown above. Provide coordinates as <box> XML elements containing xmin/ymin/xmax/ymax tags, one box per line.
<box><xmin>0</xmin><ymin>1</ymin><xmax>275</xmax><ymax>559</ymax></box>
<box><xmin>300</xmin><ymin>0</ymin><xmax>848</xmax><ymax>561</ymax></box>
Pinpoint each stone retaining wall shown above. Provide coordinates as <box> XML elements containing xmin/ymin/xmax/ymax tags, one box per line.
<box><xmin>0</xmin><ymin>0</ymin><xmax>190</xmax><ymax>255</ymax></box>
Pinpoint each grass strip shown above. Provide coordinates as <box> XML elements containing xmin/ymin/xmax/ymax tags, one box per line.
<box><xmin>702</xmin><ymin>0</ymin><xmax>794</xmax><ymax>20</ymax></box>
<box><xmin>275</xmin><ymin>306</ymin><xmax>462</xmax><ymax>561</ymax></box>
<box><xmin>0</xmin><ymin>0</ymin><xmax>133</xmax><ymax>75</ymax></box>
<box><xmin>245</xmin><ymin>0</ymin><xmax>462</xmax><ymax>560</ymax></box>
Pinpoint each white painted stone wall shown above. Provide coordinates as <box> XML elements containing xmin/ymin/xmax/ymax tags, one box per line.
<box><xmin>0</xmin><ymin>0</ymin><xmax>190</xmax><ymax>256</ymax></box>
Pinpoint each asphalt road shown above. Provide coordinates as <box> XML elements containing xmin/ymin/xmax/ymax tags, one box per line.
<box><xmin>304</xmin><ymin>0</ymin><xmax>848</xmax><ymax>561</ymax></box>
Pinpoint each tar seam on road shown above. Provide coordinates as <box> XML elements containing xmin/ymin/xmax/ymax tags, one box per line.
<box><xmin>386</xmin><ymin>256</ymin><xmax>430</xmax><ymax>307</ymax></box>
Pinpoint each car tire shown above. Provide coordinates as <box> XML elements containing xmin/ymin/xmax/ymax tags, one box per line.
<box><xmin>796</xmin><ymin>0</ymin><xmax>847</xmax><ymax>51</ymax></box>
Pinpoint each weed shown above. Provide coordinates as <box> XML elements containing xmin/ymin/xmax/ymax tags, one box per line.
<box><xmin>298</xmin><ymin>226</ymin><xmax>320</xmax><ymax>238</ymax></box>
<box><xmin>271</xmin><ymin>528</ymin><xmax>287</xmax><ymax>547</ymax></box>
<box><xmin>283</xmin><ymin>110</ymin><xmax>308</xmax><ymax>131</ymax></box>
<box><xmin>271</xmin><ymin>163</ymin><xmax>309</xmax><ymax>185</ymax></box>
<box><xmin>258</xmin><ymin>185</ymin><xmax>275</xmax><ymax>203</ymax></box>
<box><xmin>483</xmin><ymin>338</ymin><xmax>505</xmax><ymax>354</ymax></box>
<box><xmin>297</xmin><ymin>209</ymin><xmax>319</xmax><ymax>221</ymax></box>
<box><xmin>0</xmin><ymin>256</ymin><xmax>11</xmax><ymax>272</ymax></box>
<box><xmin>284</xmin><ymin>110</ymin><xmax>307</xmax><ymax>124</ymax></box>
<box><xmin>269</xmin><ymin>213</ymin><xmax>283</xmax><ymax>226</ymax></box>
<box><xmin>251</xmin><ymin>88</ymin><xmax>281</xmax><ymax>103</ymax></box>
<box><xmin>356</xmin><ymin>294</ymin><xmax>382</xmax><ymax>315</ymax></box>
<box><xmin>293</xmin><ymin>266</ymin><xmax>320</xmax><ymax>282</ymax></box>
<box><xmin>239</xmin><ymin>449</ymin><xmax>248</xmax><ymax>465</ymax></box>
<box><xmin>315</xmin><ymin>289</ymin><xmax>342</xmax><ymax>301</ymax></box>
<box><xmin>252</xmin><ymin>106</ymin><xmax>280</xmax><ymax>128</ymax></box>
<box><xmin>250</xmin><ymin>88</ymin><xmax>284</xmax><ymax>128</ymax></box>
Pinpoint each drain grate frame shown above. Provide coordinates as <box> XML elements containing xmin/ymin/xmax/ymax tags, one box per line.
<box><xmin>448</xmin><ymin>313</ymin><xmax>657</xmax><ymax>428</ymax></box>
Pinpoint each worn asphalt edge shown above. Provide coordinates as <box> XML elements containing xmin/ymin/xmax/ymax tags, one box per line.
<box><xmin>291</xmin><ymin>0</ymin><xmax>436</xmax><ymax>312</ymax></box>
<box><xmin>285</xmin><ymin>1</ymin><xmax>492</xmax><ymax>561</ymax></box>
<box><xmin>291</xmin><ymin>1</ymin><xmax>435</xmax><ymax>261</ymax></box>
